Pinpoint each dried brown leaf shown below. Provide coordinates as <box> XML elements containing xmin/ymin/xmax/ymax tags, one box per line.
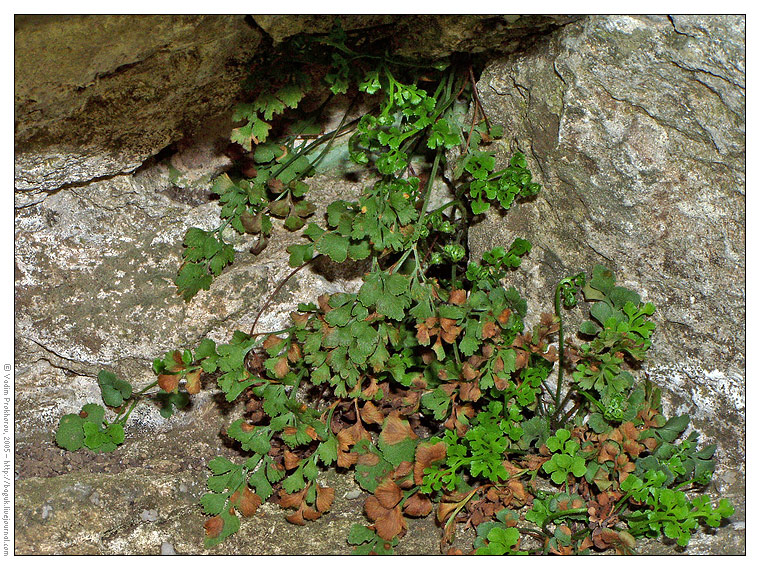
<box><xmin>439</xmin><ymin>317</ymin><xmax>459</xmax><ymax>334</ymax></box>
<box><xmin>461</xmin><ymin>362</ymin><xmax>480</xmax><ymax>381</ymax></box>
<box><xmin>497</xmin><ymin>308</ymin><xmax>512</xmax><ymax>324</ymax></box>
<box><xmin>286</xmin><ymin>508</ymin><xmax>306</xmax><ymax>526</ymax></box>
<box><xmin>158</xmin><ymin>374</ymin><xmax>179</xmax><ymax>392</ymax></box>
<box><xmin>375</xmin><ymin>477</ymin><xmax>403</xmax><ymax>509</ymax></box>
<box><xmin>365</xmin><ymin>496</ymin><xmax>387</xmax><ymax>521</ymax></box>
<box><xmin>337</xmin><ymin>451</ymin><xmax>359</xmax><ymax>468</ymax></box>
<box><xmin>316</xmin><ymin>485</ymin><xmax>335</xmax><ymax>513</ymax></box>
<box><xmin>620</xmin><ymin>421</ymin><xmax>642</xmax><ymax>440</ymax></box>
<box><xmin>481</xmin><ymin>320</ymin><xmax>500</xmax><ymax>339</ymax></box>
<box><xmin>502</xmin><ymin>460</ymin><xmax>523</xmax><ymax>476</ymax></box>
<box><xmin>167</xmin><ymin>350</ymin><xmax>185</xmax><ymax>372</ymax></box>
<box><xmin>380</xmin><ymin>412</ymin><xmax>418</xmax><ymax>446</ymax></box>
<box><xmin>507</xmin><ymin>480</ymin><xmax>529</xmax><ymax>506</ymax></box>
<box><xmin>360</xmin><ymin>401</ymin><xmax>385</xmax><ymax>425</ymax></box>
<box><xmin>291</xmin><ymin>312</ymin><xmax>309</xmax><ymax>327</ymax></box>
<box><xmin>593</xmin><ymin>528</ymin><xmax>623</xmax><ymax>551</ymax></box>
<box><xmin>339</xmin><ymin>421</ymin><xmax>371</xmax><ymax>448</ymax></box>
<box><xmin>204</xmin><ymin>515</ymin><xmax>223</xmax><ymax>538</ymax></box>
<box><xmin>449</xmin><ymin>289</ymin><xmax>466</xmax><ymax>305</ymax></box>
<box><xmin>411</xmin><ymin>374</ymin><xmax>428</xmax><ymax>390</ymax></box>
<box><xmin>262</xmin><ymin>334</ymin><xmax>284</xmax><ymax>350</ymax></box>
<box><xmin>305</xmin><ymin>426</ymin><xmax>319</xmax><ymax>441</ymax></box>
<box><xmin>459</xmin><ymin>381</ymin><xmax>481</xmax><ymax>402</ymax></box>
<box><xmin>284</xmin><ymin>450</ymin><xmax>300</xmax><ymax>471</ymax></box>
<box><xmin>303</xmin><ymin>506</ymin><xmax>322</xmax><ymax>521</ymax></box>
<box><xmin>374</xmin><ymin>506</ymin><xmax>406</xmax><ymax>541</ymax></box>
<box><xmin>287</xmin><ymin>343</ymin><xmax>302</xmax><ymax>363</ymax></box>
<box><xmin>274</xmin><ymin>356</ymin><xmax>290</xmax><ymax>379</ymax></box>
<box><xmin>436</xmin><ymin>500</ymin><xmax>459</xmax><ymax>524</ymax></box>
<box><xmin>185</xmin><ymin>369</ymin><xmax>201</xmax><ymax>394</ymax></box>
<box><xmin>440</xmin><ymin>329</ymin><xmax>459</xmax><ymax>344</ymax></box>
<box><xmin>403</xmin><ymin>492</ymin><xmax>432</xmax><ymax>517</ymax></box>
<box><xmin>238</xmin><ymin>487</ymin><xmax>262</xmax><ymax>517</ymax></box>
<box><xmin>523</xmin><ymin>454</ymin><xmax>550</xmax><ymax>471</ymax></box>
<box><xmin>493</xmin><ymin>374</ymin><xmax>509</xmax><ymax>391</ymax></box>
<box><xmin>514</xmin><ymin>350</ymin><xmax>530</xmax><ymax>370</ymax></box>
<box><xmin>362</xmin><ymin>376</ymin><xmax>380</xmax><ymax>398</ymax></box>
<box><xmin>267</xmin><ymin>178</ymin><xmax>286</xmax><ymax>193</ymax></box>
<box><xmin>279</xmin><ymin>488</ymin><xmax>307</xmax><ymax>509</ymax></box>
<box><xmin>539</xmin><ymin>312</ymin><xmax>555</xmax><ymax>328</ymax></box>
<box><xmin>542</xmin><ymin>345</ymin><xmax>558</xmax><ymax>362</ymax></box>
<box><xmin>598</xmin><ymin>442</ymin><xmax>619</xmax><ymax>463</ymax></box>
<box><xmin>394</xmin><ymin>461</ymin><xmax>414</xmax><ymax>479</ymax></box>
<box><xmin>415</xmin><ymin>324</ymin><xmax>431</xmax><ymax>346</ymax></box>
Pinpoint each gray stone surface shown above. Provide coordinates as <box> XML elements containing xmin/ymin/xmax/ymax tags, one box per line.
<box><xmin>14</xmin><ymin>142</ymin><xmax>369</xmax><ymax>439</ymax></box>
<box><xmin>470</xmin><ymin>14</ymin><xmax>744</xmax><ymax>552</ymax></box>
<box><xmin>14</xmin><ymin>385</ymin><xmax>451</xmax><ymax>555</ymax></box>
<box><xmin>13</xmin><ymin>146</ymin><xmax>381</xmax><ymax>554</ymax></box>
<box><xmin>14</xmin><ymin>13</ymin><xmax>745</xmax><ymax>555</ymax></box>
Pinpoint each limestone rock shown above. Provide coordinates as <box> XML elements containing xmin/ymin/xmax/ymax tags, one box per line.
<box><xmin>253</xmin><ymin>14</ymin><xmax>580</xmax><ymax>58</ymax></box>
<box><xmin>470</xmin><ymin>14</ymin><xmax>744</xmax><ymax>551</ymax></box>
<box><xmin>13</xmin><ymin>392</ymin><xmax>448</xmax><ymax>554</ymax></box>
<box><xmin>252</xmin><ymin>14</ymin><xmax>398</xmax><ymax>44</ymax></box>
<box><xmin>15</xmin><ymin>15</ymin><xmax>261</xmax><ymax>196</ymax></box>
<box><xmin>14</xmin><ymin>14</ymin><xmax>745</xmax><ymax>555</ymax></box>
<box><xmin>14</xmin><ymin>144</ymin><xmax>371</xmax><ymax>438</ymax></box>
<box><xmin>13</xmin><ymin>14</ymin><xmax>577</xmax><ymax>200</ymax></box>
<box><xmin>14</xmin><ymin>146</ymin><xmax>380</xmax><ymax>554</ymax></box>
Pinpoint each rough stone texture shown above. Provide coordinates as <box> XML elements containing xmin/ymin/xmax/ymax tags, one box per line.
<box><xmin>12</xmin><ymin>397</ymin><xmax>445</xmax><ymax>555</ymax></box>
<box><xmin>15</xmin><ymin>15</ymin><xmax>261</xmax><ymax>197</ymax></box>
<box><xmin>14</xmin><ymin>13</ymin><xmax>745</xmax><ymax>555</ymax></box>
<box><xmin>253</xmin><ymin>14</ymin><xmax>580</xmax><ymax>58</ymax></box>
<box><xmin>14</xmin><ymin>140</ymin><xmax>369</xmax><ymax>439</ymax></box>
<box><xmin>252</xmin><ymin>14</ymin><xmax>398</xmax><ymax>43</ymax></box>
<box><xmin>13</xmin><ymin>14</ymin><xmax>577</xmax><ymax>203</ymax></box>
<box><xmin>14</xmin><ymin>131</ymin><xmax>403</xmax><ymax>553</ymax></box>
<box><xmin>469</xmin><ymin>14</ymin><xmax>744</xmax><ymax>552</ymax></box>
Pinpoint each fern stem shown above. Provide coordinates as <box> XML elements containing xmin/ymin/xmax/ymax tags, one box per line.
<box><xmin>552</xmin><ymin>282</ymin><xmax>566</xmax><ymax>425</ymax></box>
<box><xmin>412</xmin><ymin>147</ymin><xmax>443</xmax><ymax>237</ymax></box>
<box><xmin>249</xmin><ymin>255</ymin><xmax>320</xmax><ymax>335</ymax></box>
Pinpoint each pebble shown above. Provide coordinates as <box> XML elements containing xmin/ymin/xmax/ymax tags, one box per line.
<box><xmin>140</xmin><ymin>509</ymin><xmax>159</xmax><ymax>522</ymax></box>
<box><xmin>160</xmin><ymin>542</ymin><xmax>177</xmax><ymax>555</ymax></box>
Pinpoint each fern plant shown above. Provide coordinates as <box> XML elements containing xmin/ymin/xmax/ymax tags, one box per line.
<box><xmin>55</xmin><ymin>25</ymin><xmax>733</xmax><ymax>555</ymax></box>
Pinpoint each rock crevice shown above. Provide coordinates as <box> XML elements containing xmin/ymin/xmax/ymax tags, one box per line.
<box><xmin>14</xmin><ymin>14</ymin><xmax>744</xmax><ymax>555</ymax></box>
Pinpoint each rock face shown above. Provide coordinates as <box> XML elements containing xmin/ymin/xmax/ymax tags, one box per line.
<box><xmin>253</xmin><ymin>14</ymin><xmax>580</xmax><ymax>58</ymax></box>
<box><xmin>14</xmin><ymin>15</ymin><xmax>261</xmax><ymax>199</ymax></box>
<box><xmin>14</xmin><ymin>14</ymin><xmax>744</xmax><ymax>555</ymax></box>
<box><xmin>14</xmin><ymin>14</ymin><xmax>578</xmax><ymax>203</ymax></box>
<box><xmin>469</xmin><ymin>14</ymin><xmax>745</xmax><ymax>550</ymax></box>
